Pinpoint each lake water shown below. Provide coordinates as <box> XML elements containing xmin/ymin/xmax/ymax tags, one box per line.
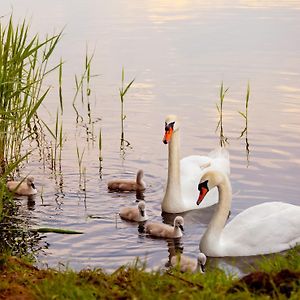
<box><xmin>2</xmin><ymin>0</ymin><xmax>300</xmax><ymax>275</ymax></box>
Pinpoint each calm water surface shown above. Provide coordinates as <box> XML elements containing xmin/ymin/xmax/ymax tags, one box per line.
<box><xmin>3</xmin><ymin>0</ymin><xmax>300</xmax><ymax>275</ymax></box>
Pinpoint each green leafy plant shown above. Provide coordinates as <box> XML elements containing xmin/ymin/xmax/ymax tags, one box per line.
<box><xmin>0</xmin><ymin>16</ymin><xmax>61</xmax><ymax>174</ymax></box>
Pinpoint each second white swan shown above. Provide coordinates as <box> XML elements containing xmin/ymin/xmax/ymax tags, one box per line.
<box><xmin>162</xmin><ymin>115</ymin><xmax>230</xmax><ymax>213</ymax></box>
<box><xmin>196</xmin><ymin>169</ymin><xmax>300</xmax><ymax>257</ymax></box>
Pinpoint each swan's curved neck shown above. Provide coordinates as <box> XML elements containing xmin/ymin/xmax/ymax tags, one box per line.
<box><xmin>200</xmin><ymin>175</ymin><xmax>232</xmax><ymax>252</ymax></box>
<box><xmin>162</xmin><ymin>129</ymin><xmax>182</xmax><ymax>211</ymax></box>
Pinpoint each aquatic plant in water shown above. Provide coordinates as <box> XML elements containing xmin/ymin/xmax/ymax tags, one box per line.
<box><xmin>119</xmin><ymin>67</ymin><xmax>134</xmax><ymax>155</ymax></box>
<box><xmin>0</xmin><ymin>16</ymin><xmax>61</xmax><ymax>175</ymax></box>
<box><xmin>239</xmin><ymin>82</ymin><xmax>250</xmax><ymax>166</ymax></box>
<box><xmin>216</xmin><ymin>82</ymin><xmax>229</xmax><ymax>147</ymax></box>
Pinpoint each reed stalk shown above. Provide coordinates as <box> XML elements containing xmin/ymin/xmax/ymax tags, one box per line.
<box><xmin>239</xmin><ymin>82</ymin><xmax>250</xmax><ymax>165</ymax></box>
<box><xmin>119</xmin><ymin>67</ymin><xmax>134</xmax><ymax>153</ymax></box>
<box><xmin>216</xmin><ymin>82</ymin><xmax>229</xmax><ymax>147</ymax></box>
<box><xmin>0</xmin><ymin>16</ymin><xmax>61</xmax><ymax>174</ymax></box>
<box><xmin>98</xmin><ymin>128</ymin><xmax>103</xmax><ymax>178</ymax></box>
<box><xmin>72</xmin><ymin>51</ymin><xmax>94</xmax><ymax>124</ymax></box>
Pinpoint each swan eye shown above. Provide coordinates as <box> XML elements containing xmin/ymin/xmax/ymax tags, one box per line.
<box><xmin>197</xmin><ymin>180</ymin><xmax>209</xmax><ymax>205</ymax></box>
<box><xmin>198</xmin><ymin>180</ymin><xmax>208</xmax><ymax>192</ymax></box>
<box><xmin>165</xmin><ymin>121</ymin><xmax>175</xmax><ymax>131</ymax></box>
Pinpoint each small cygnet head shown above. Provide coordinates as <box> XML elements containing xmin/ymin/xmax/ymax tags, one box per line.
<box><xmin>136</xmin><ymin>170</ymin><xmax>146</xmax><ymax>188</ymax></box>
<box><xmin>174</xmin><ymin>216</ymin><xmax>184</xmax><ymax>232</ymax></box>
<box><xmin>138</xmin><ymin>201</ymin><xmax>146</xmax><ymax>217</ymax></box>
<box><xmin>163</xmin><ymin>115</ymin><xmax>180</xmax><ymax>144</ymax></box>
<box><xmin>197</xmin><ymin>253</ymin><xmax>207</xmax><ymax>273</ymax></box>
<box><xmin>137</xmin><ymin>169</ymin><xmax>144</xmax><ymax>179</ymax></box>
<box><xmin>27</xmin><ymin>176</ymin><xmax>36</xmax><ymax>189</ymax></box>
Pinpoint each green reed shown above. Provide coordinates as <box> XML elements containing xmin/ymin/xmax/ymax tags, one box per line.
<box><xmin>119</xmin><ymin>67</ymin><xmax>134</xmax><ymax>153</ymax></box>
<box><xmin>239</xmin><ymin>83</ymin><xmax>250</xmax><ymax>165</ymax></box>
<box><xmin>39</xmin><ymin>106</ymin><xmax>64</xmax><ymax>172</ymax></box>
<box><xmin>239</xmin><ymin>82</ymin><xmax>250</xmax><ymax>137</ymax></box>
<box><xmin>98</xmin><ymin>128</ymin><xmax>103</xmax><ymax>177</ymax></box>
<box><xmin>216</xmin><ymin>82</ymin><xmax>229</xmax><ymax>147</ymax></box>
<box><xmin>72</xmin><ymin>50</ymin><xmax>94</xmax><ymax>124</ymax></box>
<box><xmin>59</xmin><ymin>57</ymin><xmax>64</xmax><ymax>114</ymax></box>
<box><xmin>0</xmin><ymin>16</ymin><xmax>61</xmax><ymax>174</ymax></box>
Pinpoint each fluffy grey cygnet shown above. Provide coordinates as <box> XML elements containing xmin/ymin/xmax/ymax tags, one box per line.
<box><xmin>119</xmin><ymin>201</ymin><xmax>148</xmax><ymax>222</ymax></box>
<box><xmin>170</xmin><ymin>253</ymin><xmax>207</xmax><ymax>273</ymax></box>
<box><xmin>145</xmin><ymin>216</ymin><xmax>184</xmax><ymax>238</ymax></box>
<box><xmin>108</xmin><ymin>170</ymin><xmax>146</xmax><ymax>192</ymax></box>
<box><xmin>7</xmin><ymin>176</ymin><xmax>37</xmax><ymax>196</ymax></box>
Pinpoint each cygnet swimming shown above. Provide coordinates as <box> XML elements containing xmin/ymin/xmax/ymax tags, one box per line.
<box><xmin>145</xmin><ymin>216</ymin><xmax>184</xmax><ymax>238</ymax></box>
<box><xmin>170</xmin><ymin>253</ymin><xmax>207</xmax><ymax>273</ymax></box>
<box><xmin>7</xmin><ymin>176</ymin><xmax>37</xmax><ymax>196</ymax></box>
<box><xmin>107</xmin><ymin>169</ymin><xmax>146</xmax><ymax>192</ymax></box>
<box><xmin>119</xmin><ymin>201</ymin><xmax>148</xmax><ymax>222</ymax></box>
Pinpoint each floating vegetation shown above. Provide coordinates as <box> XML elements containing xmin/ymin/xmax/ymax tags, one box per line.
<box><xmin>216</xmin><ymin>82</ymin><xmax>229</xmax><ymax>147</ymax></box>
<box><xmin>239</xmin><ymin>83</ymin><xmax>250</xmax><ymax>166</ymax></box>
<box><xmin>31</xmin><ymin>227</ymin><xmax>83</xmax><ymax>234</ymax></box>
<box><xmin>119</xmin><ymin>67</ymin><xmax>135</xmax><ymax>156</ymax></box>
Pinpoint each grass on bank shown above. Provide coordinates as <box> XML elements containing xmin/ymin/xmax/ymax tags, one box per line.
<box><xmin>0</xmin><ymin>246</ymin><xmax>299</xmax><ymax>300</ymax></box>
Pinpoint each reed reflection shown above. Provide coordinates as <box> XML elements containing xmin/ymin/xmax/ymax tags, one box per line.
<box><xmin>165</xmin><ymin>238</ymin><xmax>184</xmax><ymax>268</ymax></box>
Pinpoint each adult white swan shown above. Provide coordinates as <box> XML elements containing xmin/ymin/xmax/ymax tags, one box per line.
<box><xmin>162</xmin><ymin>115</ymin><xmax>230</xmax><ymax>213</ymax></box>
<box><xmin>197</xmin><ymin>169</ymin><xmax>300</xmax><ymax>257</ymax></box>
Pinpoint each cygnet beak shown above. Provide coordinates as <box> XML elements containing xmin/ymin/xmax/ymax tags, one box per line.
<box><xmin>200</xmin><ymin>263</ymin><xmax>205</xmax><ymax>273</ymax></box>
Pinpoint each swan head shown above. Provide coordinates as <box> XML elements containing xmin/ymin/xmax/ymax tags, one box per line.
<box><xmin>197</xmin><ymin>253</ymin><xmax>207</xmax><ymax>273</ymax></box>
<box><xmin>163</xmin><ymin>115</ymin><xmax>180</xmax><ymax>144</ymax></box>
<box><xmin>196</xmin><ymin>170</ymin><xmax>224</xmax><ymax>205</ymax></box>
<box><xmin>174</xmin><ymin>216</ymin><xmax>184</xmax><ymax>232</ymax></box>
<box><xmin>138</xmin><ymin>201</ymin><xmax>146</xmax><ymax>217</ymax></box>
<box><xmin>27</xmin><ymin>176</ymin><xmax>36</xmax><ymax>189</ymax></box>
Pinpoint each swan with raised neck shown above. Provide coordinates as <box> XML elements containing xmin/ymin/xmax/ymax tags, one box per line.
<box><xmin>197</xmin><ymin>169</ymin><xmax>300</xmax><ymax>257</ymax></box>
<box><xmin>162</xmin><ymin>115</ymin><xmax>230</xmax><ymax>213</ymax></box>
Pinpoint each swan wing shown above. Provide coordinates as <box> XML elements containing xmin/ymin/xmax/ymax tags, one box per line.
<box><xmin>180</xmin><ymin>149</ymin><xmax>230</xmax><ymax>210</ymax></box>
<box><xmin>221</xmin><ymin>202</ymin><xmax>300</xmax><ymax>256</ymax></box>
